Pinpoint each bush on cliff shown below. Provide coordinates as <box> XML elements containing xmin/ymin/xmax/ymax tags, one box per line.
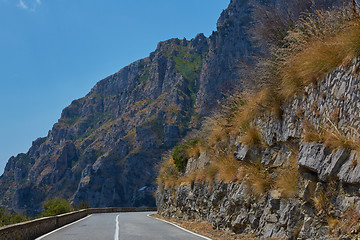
<box><xmin>172</xmin><ymin>138</ymin><xmax>201</xmax><ymax>172</ymax></box>
<box><xmin>41</xmin><ymin>198</ymin><xmax>71</xmax><ymax>217</ymax></box>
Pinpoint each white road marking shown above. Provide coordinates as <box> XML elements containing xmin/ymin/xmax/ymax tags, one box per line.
<box><xmin>35</xmin><ymin>214</ymin><xmax>92</xmax><ymax>240</ymax></box>
<box><xmin>147</xmin><ymin>214</ymin><xmax>213</xmax><ymax>240</ymax></box>
<box><xmin>114</xmin><ymin>214</ymin><xmax>120</xmax><ymax>240</ymax></box>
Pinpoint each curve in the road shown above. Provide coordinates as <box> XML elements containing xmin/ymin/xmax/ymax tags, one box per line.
<box><xmin>36</xmin><ymin>212</ymin><xmax>211</xmax><ymax>240</ymax></box>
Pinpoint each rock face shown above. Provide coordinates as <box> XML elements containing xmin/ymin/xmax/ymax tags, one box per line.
<box><xmin>195</xmin><ymin>0</ymin><xmax>254</xmax><ymax>113</ymax></box>
<box><xmin>0</xmin><ymin>0</ymin><xmax>257</xmax><ymax>215</ymax></box>
<box><xmin>157</xmin><ymin>59</ymin><xmax>360</xmax><ymax>239</ymax></box>
<box><xmin>158</xmin><ymin>181</ymin><xmax>303</xmax><ymax>239</ymax></box>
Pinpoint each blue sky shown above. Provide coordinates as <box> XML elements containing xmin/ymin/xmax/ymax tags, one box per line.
<box><xmin>0</xmin><ymin>0</ymin><xmax>230</xmax><ymax>174</ymax></box>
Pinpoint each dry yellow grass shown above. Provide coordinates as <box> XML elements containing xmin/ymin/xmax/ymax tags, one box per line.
<box><xmin>324</xmin><ymin>130</ymin><xmax>359</xmax><ymax>151</ymax></box>
<box><xmin>216</xmin><ymin>153</ymin><xmax>242</xmax><ymax>183</ymax></box>
<box><xmin>280</xmin><ymin>18</ymin><xmax>360</xmax><ymax>98</ymax></box>
<box><xmin>240</xmin><ymin>126</ymin><xmax>263</xmax><ymax>147</ymax></box>
<box><xmin>244</xmin><ymin>161</ymin><xmax>271</xmax><ymax>195</ymax></box>
<box><xmin>312</xmin><ymin>191</ymin><xmax>329</xmax><ymax>213</ymax></box>
<box><xmin>204</xmin><ymin>115</ymin><xmax>229</xmax><ymax>148</ymax></box>
<box><xmin>326</xmin><ymin>215</ymin><xmax>339</xmax><ymax>233</ymax></box>
<box><xmin>230</xmin><ymin>88</ymin><xmax>282</xmax><ymax>132</ymax></box>
<box><xmin>186</xmin><ymin>140</ymin><xmax>203</xmax><ymax>159</ymax></box>
<box><xmin>274</xmin><ymin>154</ymin><xmax>299</xmax><ymax>198</ymax></box>
<box><xmin>303</xmin><ymin>121</ymin><xmax>324</xmax><ymax>143</ymax></box>
<box><xmin>193</xmin><ymin>151</ymin><xmax>243</xmax><ymax>184</ymax></box>
<box><xmin>203</xmin><ymin>163</ymin><xmax>219</xmax><ymax>183</ymax></box>
<box><xmin>157</xmin><ymin>155</ymin><xmax>179</xmax><ymax>188</ymax></box>
<box><xmin>303</xmin><ymin>120</ymin><xmax>360</xmax><ymax>153</ymax></box>
<box><xmin>178</xmin><ymin>172</ymin><xmax>197</xmax><ymax>186</ymax></box>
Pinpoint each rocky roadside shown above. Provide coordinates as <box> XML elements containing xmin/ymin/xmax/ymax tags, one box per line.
<box><xmin>150</xmin><ymin>214</ymin><xmax>269</xmax><ymax>240</ymax></box>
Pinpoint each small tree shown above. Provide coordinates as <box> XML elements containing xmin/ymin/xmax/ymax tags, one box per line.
<box><xmin>41</xmin><ymin>198</ymin><xmax>71</xmax><ymax>217</ymax></box>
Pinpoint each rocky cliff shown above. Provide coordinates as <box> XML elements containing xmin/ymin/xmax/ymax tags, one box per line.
<box><xmin>157</xmin><ymin>59</ymin><xmax>360</xmax><ymax>239</ymax></box>
<box><xmin>0</xmin><ymin>0</ymin><xmax>257</xmax><ymax>215</ymax></box>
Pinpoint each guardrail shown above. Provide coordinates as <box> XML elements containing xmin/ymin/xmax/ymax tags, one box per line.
<box><xmin>0</xmin><ymin>207</ymin><xmax>157</xmax><ymax>240</ymax></box>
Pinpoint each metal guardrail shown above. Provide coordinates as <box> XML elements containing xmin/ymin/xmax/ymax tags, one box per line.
<box><xmin>0</xmin><ymin>207</ymin><xmax>157</xmax><ymax>240</ymax></box>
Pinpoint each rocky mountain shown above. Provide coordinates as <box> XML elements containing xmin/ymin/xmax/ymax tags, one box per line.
<box><xmin>0</xmin><ymin>0</ymin><xmax>257</xmax><ymax>216</ymax></box>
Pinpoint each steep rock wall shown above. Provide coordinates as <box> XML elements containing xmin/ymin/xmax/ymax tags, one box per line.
<box><xmin>157</xmin><ymin>59</ymin><xmax>360</xmax><ymax>239</ymax></box>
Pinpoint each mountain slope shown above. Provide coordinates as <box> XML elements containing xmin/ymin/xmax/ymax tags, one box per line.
<box><xmin>0</xmin><ymin>0</ymin><xmax>257</xmax><ymax>216</ymax></box>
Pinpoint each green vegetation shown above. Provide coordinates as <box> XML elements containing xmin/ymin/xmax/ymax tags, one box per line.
<box><xmin>0</xmin><ymin>207</ymin><xmax>29</xmax><ymax>227</ymax></box>
<box><xmin>172</xmin><ymin>145</ymin><xmax>189</xmax><ymax>172</ymax></box>
<box><xmin>173</xmin><ymin>47</ymin><xmax>205</xmax><ymax>108</ymax></box>
<box><xmin>172</xmin><ymin>47</ymin><xmax>203</xmax><ymax>83</ymax></box>
<box><xmin>0</xmin><ymin>199</ymin><xmax>90</xmax><ymax>227</ymax></box>
<box><xmin>172</xmin><ymin>138</ymin><xmax>200</xmax><ymax>172</ymax></box>
<box><xmin>139</xmin><ymin>68</ymin><xmax>150</xmax><ymax>82</ymax></box>
<box><xmin>164</xmin><ymin>43</ymin><xmax>205</xmax><ymax>105</ymax></box>
<box><xmin>41</xmin><ymin>198</ymin><xmax>71</xmax><ymax>217</ymax></box>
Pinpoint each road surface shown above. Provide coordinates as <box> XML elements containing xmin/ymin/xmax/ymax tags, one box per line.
<box><xmin>36</xmin><ymin>212</ymin><xmax>208</xmax><ymax>240</ymax></box>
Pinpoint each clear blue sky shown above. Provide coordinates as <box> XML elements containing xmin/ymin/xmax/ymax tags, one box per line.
<box><xmin>0</xmin><ymin>0</ymin><xmax>230</xmax><ymax>174</ymax></box>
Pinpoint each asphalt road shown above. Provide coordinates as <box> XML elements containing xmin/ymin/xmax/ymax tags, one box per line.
<box><xmin>36</xmin><ymin>212</ymin><xmax>208</xmax><ymax>240</ymax></box>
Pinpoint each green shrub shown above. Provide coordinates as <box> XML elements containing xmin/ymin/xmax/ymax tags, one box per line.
<box><xmin>0</xmin><ymin>207</ymin><xmax>28</xmax><ymax>227</ymax></box>
<box><xmin>41</xmin><ymin>198</ymin><xmax>71</xmax><ymax>217</ymax></box>
<box><xmin>173</xmin><ymin>145</ymin><xmax>188</xmax><ymax>172</ymax></box>
<box><xmin>172</xmin><ymin>138</ymin><xmax>200</xmax><ymax>172</ymax></box>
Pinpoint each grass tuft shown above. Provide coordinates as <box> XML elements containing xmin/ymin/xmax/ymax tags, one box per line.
<box><xmin>157</xmin><ymin>155</ymin><xmax>179</xmax><ymax>188</ymax></box>
<box><xmin>327</xmin><ymin>215</ymin><xmax>339</xmax><ymax>233</ymax></box>
<box><xmin>274</xmin><ymin>154</ymin><xmax>299</xmax><ymax>198</ymax></box>
<box><xmin>230</xmin><ymin>88</ymin><xmax>283</xmax><ymax>132</ymax></box>
<box><xmin>240</xmin><ymin>126</ymin><xmax>263</xmax><ymax>147</ymax></box>
<box><xmin>204</xmin><ymin>114</ymin><xmax>230</xmax><ymax>148</ymax></box>
<box><xmin>244</xmin><ymin>161</ymin><xmax>272</xmax><ymax>196</ymax></box>
<box><xmin>323</xmin><ymin>130</ymin><xmax>359</xmax><ymax>151</ymax></box>
<box><xmin>216</xmin><ymin>153</ymin><xmax>242</xmax><ymax>183</ymax></box>
<box><xmin>303</xmin><ymin>121</ymin><xmax>324</xmax><ymax>143</ymax></box>
<box><xmin>312</xmin><ymin>191</ymin><xmax>329</xmax><ymax>213</ymax></box>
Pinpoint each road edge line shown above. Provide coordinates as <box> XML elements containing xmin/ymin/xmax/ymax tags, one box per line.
<box><xmin>147</xmin><ymin>214</ymin><xmax>213</xmax><ymax>240</ymax></box>
<box><xmin>35</xmin><ymin>214</ymin><xmax>92</xmax><ymax>240</ymax></box>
